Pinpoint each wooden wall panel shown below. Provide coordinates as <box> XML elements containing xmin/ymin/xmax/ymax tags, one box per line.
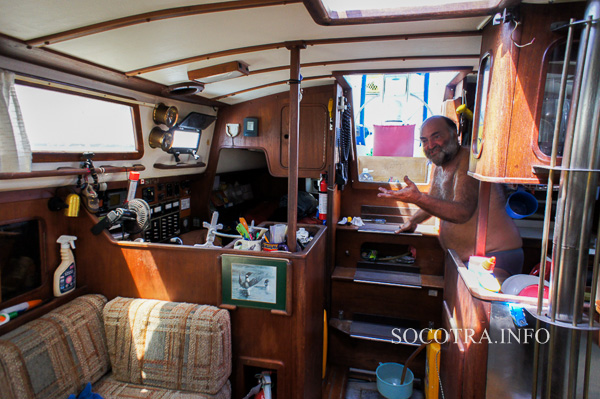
<box><xmin>0</xmin><ymin>189</ymin><xmax>326</xmax><ymax>399</ymax></box>
<box><xmin>0</xmin><ymin>190</ymin><xmax>69</xmax><ymax>308</ymax></box>
<box><xmin>469</xmin><ymin>2</ymin><xmax>586</xmax><ymax>183</ymax></box>
<box><xmin>331</xmin><ymin>280</ymin><xmax>443</xmax><ymax>328</ymax></box>
<box><xmin>71</xmin><ymin>212</ymin><xmax>327</xmax><ymax>399</ymax></box>
<box><xmin>280</xmin><ymin>104</ymin><xmax>328</xmax><ymax>170</ymax></box>
<box><xmin>444</xmin><ymin>251</ymin><xmax>490</xmax><ymax>399</ymax></box>
<box><xmin>468</xmin><ymin>14</ymin><xmax>520</xmax><ymax>181</ymax></box>
<box><xmin>212</xmin><ymin>85</ymin><xmax>335</xmax><ymax>178</ymax></box>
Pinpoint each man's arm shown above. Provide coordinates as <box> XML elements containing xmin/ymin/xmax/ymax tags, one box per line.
<box><xmin>398</xmin><ymin>208</ymin><xmax>432</xmax><ymax>232</ymax></box>
<box><xmin>378</xmin><ymin>167</ymin><xmax>478</xmax><ymax>224</ymax></box>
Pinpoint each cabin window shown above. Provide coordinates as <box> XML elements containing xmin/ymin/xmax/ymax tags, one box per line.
<box><xmin>347</xmin><ymin>71</ymin><xmax>459</xmax><ymax>184</ymax></box>
<box><xmin>471</xmin><ymin>54</ymin><xmax>491</xmax><ymax>158</ymax></box>
<box><xmin>308</xmin><ymin>0</ymin><xmax>510</xmax><ymax>23</ymax></box>
<box><xmin>0</xmin><ymin>219</ymin><xmax>42</xmax><ymax>302</ymax></box>
<box><xmin>14</xmin><ymin>82</ymin><xmax>143</xmax><ymax>162</ymax></box>
<box><xmin>537</xmin><ymin>40</ymin><xmax>578</xmax><ymax>158</ymax></box>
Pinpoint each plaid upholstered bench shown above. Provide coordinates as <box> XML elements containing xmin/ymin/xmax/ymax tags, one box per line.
<box><xmin>0</xmin><ymin>294</ymin><xmax>232</xmax><ymax>399</ymax></box>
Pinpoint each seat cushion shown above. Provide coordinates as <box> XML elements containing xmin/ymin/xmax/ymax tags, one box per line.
<box><xmin>0</xmin><ymin>294</ymin><xmax>110</xmax><ymax>399</ymax></box>
<box><xmin>94</xmin><ymin>375</ymin><xmax>231</xmax><ymax>399</ymax></box>
<box><xmin>103</xmin><ymin>297</ymin><xmax>231</xmax><ymax>395</ymax></box>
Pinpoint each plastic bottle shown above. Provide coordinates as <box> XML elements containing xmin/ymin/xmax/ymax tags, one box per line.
<box><xmin>318</xmin><ymin>173</ymin><xmax>327</xmax><ymax>223</ymax></box>
<box><xmin>359</xmin><ymin>168</ymin><xmax>374</xmax><ymax>182</ymax></box>
<box><xmin>126</xmin><ymin>171</ymin><xmax>140</xmax><ymax>203</ymax></box>
<box><xmin>54</xmin><ymin>235</ymin><xmax>77</xmax><ymax>297</ymax></box>
<box><xmin>469</xmin><ymin>256</ymin><xmax>500</xmax><ymax>292</ymax></box>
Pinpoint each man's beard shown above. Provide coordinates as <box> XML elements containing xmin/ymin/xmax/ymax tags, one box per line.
<box><xmin>425</xmin><ymin>139</ymin><xmax>460</xmax><ymax>166</ymax></box>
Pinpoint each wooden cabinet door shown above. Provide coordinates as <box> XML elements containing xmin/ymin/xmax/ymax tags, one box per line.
<box><xmin>280</xmin><ymin>104</ymin><xmax>328</xmax><ymax>172</ymax></box>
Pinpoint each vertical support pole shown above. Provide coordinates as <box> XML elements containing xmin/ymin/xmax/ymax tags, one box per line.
<box><xmin>423</xmin><ymin>72</ymin><xmax>430</xmax><ymax>120</ymax></box>
<box><xmin>286</xmin><ymin>43</ymin><xmax>304</xmax><ymax>252</ymax></box>
<box><xmin>474</xmin><ymin>181</ymin><xmax>491</xmax><ymax>256</ymax></box>
<box><xmin>358</xmin><ymin>75</ymin><xmax>367</xmax><ymax>145</ymax></box>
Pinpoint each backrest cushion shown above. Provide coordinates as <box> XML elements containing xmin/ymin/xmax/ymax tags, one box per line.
<box><xmin>103</xmin><ymin>297</ymin><xmax>231</xmax><ymax>395</ymax></box>
<box><xmin>0</xmin><ymin>294</ymin><xmax>109</xmax><ymax>399</ymax></box>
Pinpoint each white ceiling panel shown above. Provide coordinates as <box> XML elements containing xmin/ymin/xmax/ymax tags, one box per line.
<box><xmin>47</xmin><ymin>3</ymin><xmax>484</xmax><ymax>72</ymax></box>
<box><xmin>0</xmin><ymin>0</ymin><xmax>489</xmax><ymax>104</ymax></box>
<box><xmin>0</xmin><ymin>0</ymin><xmax>235</xmax><ymax>40</ymax></box>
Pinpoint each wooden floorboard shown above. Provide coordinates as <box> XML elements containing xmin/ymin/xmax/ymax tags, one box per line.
<box><xmin>322</xmin><ymin>364</ymin><xmax>349</xmax><ymax>399</ymax></box>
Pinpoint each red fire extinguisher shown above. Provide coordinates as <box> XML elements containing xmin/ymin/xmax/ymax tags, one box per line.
<box><xmin>319</xmin><ymin>173</ymin><xmax>327</xmax><ymax>223</ymax></box>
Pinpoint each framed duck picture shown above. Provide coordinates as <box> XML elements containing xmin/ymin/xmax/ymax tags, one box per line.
<box><xmin>220</xmin><ymin>254</ymin><xmax>291</xmax><ymax>315</ymax></box>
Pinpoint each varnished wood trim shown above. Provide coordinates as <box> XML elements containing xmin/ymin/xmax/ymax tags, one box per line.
<box><xmin>286</xmin><ymin>46</ymin><xmax>301</xmax><ymax>253</ymax></box>
<box><xmin>475</xmin><ymin>181</ymin><xmax>491</xmax><ymax>256</ymax></box>
<box><xmin>271</xmin><ymin>261</ymin><xmax>293</xmax><ymax>316</ymax></box>
<box><xmin>212</xmin><ymin>75</ymin><xmax>333</xmax><ymax>101</ymax></box>
<box><xmin>126</xmin><ymin>31</ymin><xmax>481</xmax><ymax>76</ymax></box>
<box><xmin>444</xmin><ymin>69</ymin><xmax>472</xmax><ymax>100</ymax></box>
<box><xmin>471</xmin><ymin>52</ymin><xmax>493</xmax><ymax>159</ymax></box>
<box><xmin>153</xmin><ymin>162</ymin><xmax>206</xmax><ymax>170</ymax></box>
<box><xmin>303</xmin><ymin>0</ymin><xmax>519</xmax><ymax>26</ymax></box>
<box><xmin>334</xmin><ymin>66</ymin><xmax>473</xmax><ymax>77</ymax></box>
<box><xmin>0</xmin><ymin>164</ymin><xmax>145</xmax><ymax>180</ymax></box>
<box><xmin>127</xmin><ymin>42</ymin><xmax>291</xmax><ymax>77</ymax></box>
<box><xmin>26</xmin><ymin>1</ymin><xmax>302</xmax><ymax>47</ymax></box>
<box><xmin>467</xmin><ymin>171</ymin><xmax>543</xmax><ymax>184</ymax></box>
<box><xmin>243</xmin><ymin>55</ymin><xmax>480</xmax><ymax>78</ymax></box>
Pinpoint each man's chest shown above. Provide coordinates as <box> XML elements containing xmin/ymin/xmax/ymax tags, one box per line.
<box><xmin>433</xmin><ymin>167</ymin><xmax>459</xmax><ymax>200</ymax></box>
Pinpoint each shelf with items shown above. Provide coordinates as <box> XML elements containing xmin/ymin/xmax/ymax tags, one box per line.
<box><xmin>335</xmin><ymin>227</ymin><xmax>444</xmax><ymax>277</ymax></box>
<box><xmin>0</xmin><ymin>286</ymin><xmax>88</xmax><ymax>336</ymax></box>
<box><xmin>329</xmin><ymin>221</ymin><xmax>445</xmax><ymax>380</ymax></box>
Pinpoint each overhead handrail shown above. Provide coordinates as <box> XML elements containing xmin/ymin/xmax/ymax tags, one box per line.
<box><xmin>0</xmin><ymin>165</ymin><xmax>145</xmax><ymax>180</ymax></box>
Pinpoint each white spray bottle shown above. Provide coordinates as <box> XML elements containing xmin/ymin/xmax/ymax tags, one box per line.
<box><xmin>54</xmin><ymin>235</ymin><xmax>77</xmax><ymax>297</ymax></box>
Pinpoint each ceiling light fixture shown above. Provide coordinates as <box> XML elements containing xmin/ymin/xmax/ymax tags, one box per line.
<box><xmin>163</xmin><ymin>82</ymin><xmax>205</xmax><ymax>97</ymax></box>
<box><xmin>188</xmin><ymin>61</ymin><xmax>250</xmax><ymax>84</ymax></box>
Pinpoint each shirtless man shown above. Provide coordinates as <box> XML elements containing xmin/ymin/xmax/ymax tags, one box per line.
<box><xmin>377</xmin><ymin>116</ymin><xmax>523</xmax><ymax>278</ymax></box>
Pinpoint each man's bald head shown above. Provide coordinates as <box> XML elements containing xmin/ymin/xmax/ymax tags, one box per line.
<box><xmin>422</xmin><ymin>115</ymin><xmax>457</xmax><ymax>137</ymax></box>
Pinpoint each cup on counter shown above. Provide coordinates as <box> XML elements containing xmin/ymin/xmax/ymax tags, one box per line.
<box><xmin>263</xmin><ymin>242</ymin><xmax>288</xmax><ymax>252</ymax></box>
<box><xmin>233</xmin><ymin>239</ymin><xmax>262</xmax><ymax>251</ymax></box>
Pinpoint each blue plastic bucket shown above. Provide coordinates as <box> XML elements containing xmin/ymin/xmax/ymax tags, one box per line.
<box><xmin>376</xmin><ymin>362</ymin><xmax>414</xmax><ymax>399</ymax></box>
<box><xmin>506</xmin><ymin>189</ymin><xmax>538</xmax><ymax>219</ymax></box>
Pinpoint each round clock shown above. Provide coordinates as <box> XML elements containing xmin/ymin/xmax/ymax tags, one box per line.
<box><xmin>153</xmin><ymin>103</ymin><xmax>179</xmax><ymax>128</ymax></box>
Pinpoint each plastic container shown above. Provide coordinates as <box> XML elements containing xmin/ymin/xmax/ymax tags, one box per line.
<box><xmin>359</xmin><ymin>168</ymin><xmax>374</xmax><ymax>182</ymax></box>
<box><xmin>126</xmin><ymin>171</ymin><xmax>140</xmax><ymax>203</ymax></box>
<box><xmin>506</xmin><ymin>188</ymin><xmax>538</xmax><ymax>219</ymax></box>
<box><xmin>468</xmin><ymin>256</ymin><xmax>500</xmax><ymax>292</ymax></box>
<box><xmin>376</xmin><ymin>362</ymin><xmax>414</xmax><ymax>399</ymax></box>
<box><xmin>54</xmin><ymin>235</ymin><xmax>77</xmax><ymax>297</ymax></box>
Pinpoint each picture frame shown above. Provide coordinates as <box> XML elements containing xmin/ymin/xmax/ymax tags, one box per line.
<box><xmin>220</xmin><ymin>254</ymin><xmax>291</xmax><ymax>315</ymax></box>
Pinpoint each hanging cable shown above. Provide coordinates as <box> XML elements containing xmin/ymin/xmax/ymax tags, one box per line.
<box><xmin>511</xmin><ymin>20</ymin><xmax>535</xmax><ymax>48</ymax></box>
